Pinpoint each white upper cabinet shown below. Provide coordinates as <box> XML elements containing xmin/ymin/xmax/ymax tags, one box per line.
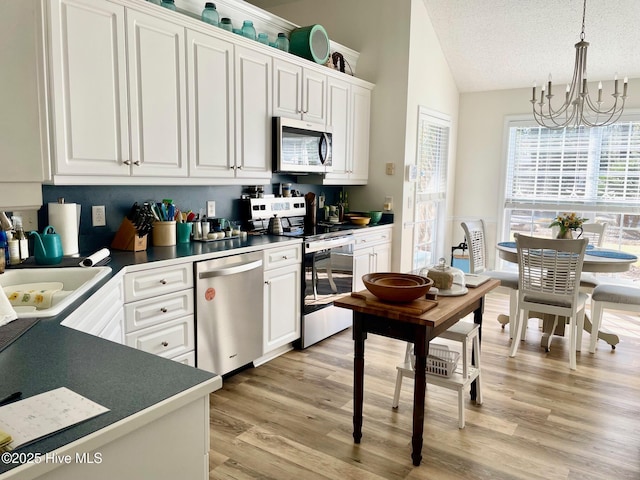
<box><xmin>273</xmin><ymin>58</ymin><xmax>327</xmax><ymax>124</ymax></box>
<box><xmin>349</xmin><ymin>84</ymin><xmax>371</xmax><ymax>183</ymax></box>
<box><xmin>325</xmin><ymin>77</ymin><xmax>350</xmax><ymax>177</ymax></box>
<box><xmin>234</xmin><ymin>45</ymin><xmax>272</xmax><ymax>179</ymax></box>
<box><xmin>3</xmin><ymin>0</ymin><xmax>372</xmax><ymax>186</ymax></box>
<box><xmin>49</xmin><ymin>0</ymin><xmax>130</xmax><ymax>176</ymax></box>
<box><xmin>323</xmin><ymin>78</ymin><xmax>371</xmax><ymax>185</ymax></box>
<box><xmin>127</xmin><ymin>9</ymin><xmax>188</xmax><ymax>177</ymax></box>
<box><xmin>187</xmin><ymin>30</ymin><xmax>235</xmax><ymax>178</ymax></box>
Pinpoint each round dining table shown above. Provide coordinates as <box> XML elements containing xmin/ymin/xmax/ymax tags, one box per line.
<box><xmin>496</xmin><ymin>241</ymin><xmax>638</xmax><ymax>273</ymax></box>
<box><xmin>495</xmin><ymin>241</ymin><xmax>638</xmax><ymax>349</ymax></box>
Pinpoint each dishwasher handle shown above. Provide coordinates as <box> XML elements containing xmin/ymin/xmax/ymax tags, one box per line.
<box><xmin>198</xmin><ymin>259</ymin><xmax>263</xmax><ymax>279</ymax></box>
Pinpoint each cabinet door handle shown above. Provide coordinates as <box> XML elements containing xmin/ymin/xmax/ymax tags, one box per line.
<box><xmin>237</xmin><ymin>165</ymin><xmax>243</xmax><ymax>170</ymax></box>
<box><xmin>123</xmin><ymin>160</ymin><xmax>131</xmax><ymax>165</ymax></box>
<box><xmin>282</xmin><ymin>255</ymin><xmax>288</xmax><ymax>259</ymax></box>
<box><xmin>159</xmin><ymin>279</ymin><xmax>168</xmax><ymax>285</ymax></box>
<box><xmin>161</xmin><ymin>341</ymin><xmax>169</xmax><ymax>347</ymax></box>
<box><xmin>133</xmin><ymin>160</ymin><xmax>141</xmax><ymax>166</ymax></box>
<box><xmin>264</xmin><ymin>280</ymin><xmax>271</xmax><ymax>285</ymax></box>
<box><xmin>160</xmin><ymin>307</ymin><xmax>168</xmax><ymax>313</ymax></box>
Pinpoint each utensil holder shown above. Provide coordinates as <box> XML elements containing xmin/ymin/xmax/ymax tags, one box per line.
<box><xmin>152</xmin><ymin>221</ymin><xmax>176</xmax><ymax>247</ymax></box>
<box><xmin>111</xmin><ymin>218</ymin><xmax>148</xmax><ymax>252</ymax></box>
<box><xmin>176</xmin><ymin>222</ymin><xmax>192</xmax><ymax>243</ymax></box>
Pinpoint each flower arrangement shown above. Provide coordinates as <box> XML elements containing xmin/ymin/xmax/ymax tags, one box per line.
<box><xmin>549</xmin><ymin>212</ymin><xmax>588</xmax><ymax>238</ymax></box>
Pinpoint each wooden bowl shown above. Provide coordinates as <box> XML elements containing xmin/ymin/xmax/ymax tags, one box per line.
<box><xmin>349</xmin><ymin>216</ymin><xmax>371</xmax><ymax>226</ymax></box>
<box><xmin>362</xmin><ymin>273</ymin><xmax>434</xmax><ymax>302</ymax></box>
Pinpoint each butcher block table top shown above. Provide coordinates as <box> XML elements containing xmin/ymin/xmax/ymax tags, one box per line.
<box><xmin>335</xmin><ymin>278</ymin><xmax>501</xmax><ymax>334</ymax></box>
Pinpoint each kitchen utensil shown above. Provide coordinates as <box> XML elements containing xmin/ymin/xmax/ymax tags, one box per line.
<box><xmin>351</xmin><ymin>291</ymin><xmax>437</xmax><ymax>315</ymax></box>
<box><xmin>267</xmin><ymin>215</ymin><xmax>283</xmax><ymax>235</ymax></box>
<box><xmin>152</xmin><ymin>221</ymin><xmax>176</xmax><ymax>247</ymax></box>
<box><xmin>30</xmin><ymin>226</ymin><xmax>63</xmax><ymax>265</ymax></box>
<box><xmin>304</xmin><ymin>192</ymin><xmax>316</xmax><ymax>233</ymax></box>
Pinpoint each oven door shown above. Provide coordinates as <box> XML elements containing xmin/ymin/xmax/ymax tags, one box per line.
<box><xmin>301</xmin><ymin>235</ymin><xmax>353</xmax><ymax>348</ymax></box>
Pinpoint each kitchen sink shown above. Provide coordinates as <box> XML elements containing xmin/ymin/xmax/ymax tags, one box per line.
<box><xmin>0</xmin><ymin>266</ymin><xmax>112</xmax><ymax>318</ymax></box>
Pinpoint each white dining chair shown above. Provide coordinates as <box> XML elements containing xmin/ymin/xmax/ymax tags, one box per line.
<box><xmin>509</xmin><ymin>234</ymin><xmax>589</xmax><ymax>370</ymax></box>
<box><xmin>573</xmin><ymin>222</ymin><xmax>607</xmax><ymax>292</ymax></box>
<box><xmin>589</xmin><ymin>284</ymin><xmax>640</xmax><ymax>352</ymax></box>
<box><xmin>461</xmin><ymin>220</ymin><xmax>519</xmax><ymax>336</ymax></box>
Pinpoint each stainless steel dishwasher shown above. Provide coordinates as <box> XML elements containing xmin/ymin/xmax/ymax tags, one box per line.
<box><xmin>195</xmin><ymin>251</ymin><xmax>263</xmax><ymax>375</ymax></box>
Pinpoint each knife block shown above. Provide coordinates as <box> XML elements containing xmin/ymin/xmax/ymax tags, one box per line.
<box><xmin>111</xmin><ymin>217</ymin><xmax>147</xmax><ymax>252</ymax></box>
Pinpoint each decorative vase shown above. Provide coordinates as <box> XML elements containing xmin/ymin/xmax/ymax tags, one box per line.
<box><xmin>557</xmin><ymin>228</ymin><xmax>573</xmax><ymax>239</ymax></box>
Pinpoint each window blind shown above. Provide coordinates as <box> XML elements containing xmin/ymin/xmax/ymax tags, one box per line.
<box><xmin>416</xmin><ymin>114</ymin><xmax>448</xmax><ymax>200</ymax></box>
<box><xmin>505</xmin><ymin>122</ymin><xmax>640</xmax><ymax>213</ymax></box>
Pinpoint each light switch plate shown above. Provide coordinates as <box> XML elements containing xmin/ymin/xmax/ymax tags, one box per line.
<box><xmin>385</xmin><ymin>162</ymin><xmax>395</xmax><ymax>175</ymax></box>
<box><xmin>207</xmin><ymin>201</ymin><xmax>216</xmax><ymax>218</ymax></box>
<box><xmin>92</xmin><ymin>205</ymin><xmax>106</xmax><ymax>227</ymax></box>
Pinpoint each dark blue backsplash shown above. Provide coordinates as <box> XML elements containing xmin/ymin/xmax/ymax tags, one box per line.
<box><xmin>41</xmin><ymin>178</ymin><xmax>342</xmax><ymax>252</ymax></box>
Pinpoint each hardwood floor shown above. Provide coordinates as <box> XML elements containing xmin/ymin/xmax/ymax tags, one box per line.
<box><xmin>208</xmin><ymin>292</ymin><xmax>640</xmax><ymax>479</ymax></box>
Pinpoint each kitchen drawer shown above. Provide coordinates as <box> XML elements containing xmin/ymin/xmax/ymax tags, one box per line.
<box><xmin>125</xmin><ymin>315</ymin><xmax>194</xmax><ymax>359</ymax></box>
<box><xmin>171</xmin><ymin>350</ymin><xmax>195</xmax><ymax>367</ymax></box>
<box><xmin>124</xmin><ymin>262</ymin><xmax>193</xmax><ymax>302</ymax></box>
<box><xmin>124</xmin><ymin>289</ymin><xmax>194</xmax><ymax>333</ymax></box>
<box><xmin>353</xmin><ymin>226</ymin><xmax>392</xmax><ymax>249</ymax></box>
<box><xmin>263</xmin><ymin>244</ymin><xmax>302</xmax><ymax>270</ymax></box>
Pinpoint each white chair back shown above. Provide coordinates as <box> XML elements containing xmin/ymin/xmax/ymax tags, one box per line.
<box><xmin>515</xmin><ymin>234</ymin><xmax>588</xmax><ymax>308</ymax></box>
<box><xmin>461</xmin><ymin>220</ymin><xmax>488</xmax><ymax>274</ymax></box>
<box><xmin>580</xmin><ymin>222</ymin><xmax>606</xmax><ymax>247</ymax></box>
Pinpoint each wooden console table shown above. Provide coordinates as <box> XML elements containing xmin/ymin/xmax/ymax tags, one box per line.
<box><xmin>334</xmin><ymin>279</ymin><xmax>500</xmax><ymax>466</ymax></box>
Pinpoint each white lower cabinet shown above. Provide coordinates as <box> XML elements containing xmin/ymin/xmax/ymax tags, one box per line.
<box><xmin>352</xmin><ymin>226</ymin><xmax>393</xmax><ymax>292</ymax></box>
<box><xmin>263</xmin><ymin>244</ymin><xmax>302</xmax><ymax>354</ymax></box>
<box><xmin>123</xmin><ymin>262</ymin><xmax>196</xmax><ymax>366</ymax></box>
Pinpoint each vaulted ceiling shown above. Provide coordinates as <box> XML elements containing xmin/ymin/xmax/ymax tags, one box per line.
<box><xmin>245</xmin><ymin>0</ymin><xmax>640</xmax><ymax>93</ymax></box>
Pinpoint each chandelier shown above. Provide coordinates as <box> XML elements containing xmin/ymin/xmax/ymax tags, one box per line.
<box><xmin>531</xmin><ymin>0</ymin><xmax>628</xmax><ymax>129</ymax></box>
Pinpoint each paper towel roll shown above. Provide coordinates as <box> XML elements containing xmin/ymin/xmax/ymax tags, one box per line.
<box><xmin>48</xmin><ymin>202</ymin><xmax>80</xmax><ymax>256</ymax></box>
<box><xmin>80</xmin><ymin>248</ymin><xmax>110</xmax><ymax>267</ymax></box>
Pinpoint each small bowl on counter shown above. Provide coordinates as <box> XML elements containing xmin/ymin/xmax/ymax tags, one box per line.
<box><xmin>348</xmin><ymin>216</ymin><xmax>371</xmax><ymax>226</ymax></box>
<box><xmin>368</xmin><ymin>211</ymin><xmax>383</xmax><ymax>225</ymax></box>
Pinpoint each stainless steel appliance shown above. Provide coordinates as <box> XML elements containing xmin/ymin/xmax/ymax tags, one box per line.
<box><xmin>302</xmin><ymin>234</ymin><xmax>354</xmax><ymax>348</ymax></box>
<box><xmin>195</xmin><ymin>251</ymin><xmax>264</xmax><ymax>375</ymax></box>
<box><xmin>242</xmin><ymin>196</ymin><xmax>354</xmax><ymax>348</ymax></box>
<box><xmin>273</xmin><ymin>117</ymin><xmax>332</xmax><ymax>174</ymax></box>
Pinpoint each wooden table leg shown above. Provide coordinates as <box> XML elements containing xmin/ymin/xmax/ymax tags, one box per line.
<box><xmin>411</xmin><ymin>327</ymin><xmax>427</xmax><ymax>466</ymax></box>
<box><xmin>471</xmin><ymin>296</ymin><xmax>484</xmax><ymax>401</ymax></box>
<box><xmin>353</xmin><ymin>314</ymin><xmax>366</xmax><ymax>444</ymax></box>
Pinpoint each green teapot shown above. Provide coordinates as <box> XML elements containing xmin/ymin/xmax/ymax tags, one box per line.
<box><xmin>30</xmin><ymin>226</ymin><xmax>64</xmax><ymax>265</ymax></box>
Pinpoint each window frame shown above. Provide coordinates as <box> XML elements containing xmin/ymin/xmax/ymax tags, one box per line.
<box><xmin>411</xmin><ymin>106</ymin><xmax>451</xmax><ymax>270</ymax></box>
<box><xmin>499</xmin><ymin>111</ymin><xmax>640</xmax><ymax>236</ymax></box>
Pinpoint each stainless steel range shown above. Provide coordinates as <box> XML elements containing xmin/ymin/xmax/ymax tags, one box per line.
<box><xmin>242</xmin><ymin>197</ymin><xmax>355</xmax><ymax>348</ymax></box>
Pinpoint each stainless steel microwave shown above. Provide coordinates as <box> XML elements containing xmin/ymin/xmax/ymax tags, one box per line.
<box><xmin>273</xmin><ymin>117</ymin><xmax>332</xmax><ymax>174</ymax></box>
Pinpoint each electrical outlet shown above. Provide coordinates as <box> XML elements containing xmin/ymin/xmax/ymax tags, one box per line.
<box><xmin>385</xmin><ymin>162</ymin><xmax>395</xmax><ymax>175</ymax></box>
<box><xmin>207</xmin><ymin>201</ymin><xmax>216</xmax><ymax>218</ymax></box>
<box><xmin>92</xmin><ymin>205</ymin><xmax>106</xmax><ymax>227</ymax></box>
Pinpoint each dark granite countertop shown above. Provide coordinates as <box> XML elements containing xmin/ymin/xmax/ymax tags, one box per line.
<box><xmin>0</xmin><ymin>234</ymin><xmax>301</xmax><ymax>476</ymax></box>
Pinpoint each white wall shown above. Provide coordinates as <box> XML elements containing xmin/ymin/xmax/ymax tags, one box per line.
<box><xmin>259</xmin><ymin>0</ymin><xmax>460</xmax><ymax>271</ymax></box>
<box><xmin>454</xmin><ymin>77</ymin><xmax>640</xmax><ymax>268</ymax></box>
